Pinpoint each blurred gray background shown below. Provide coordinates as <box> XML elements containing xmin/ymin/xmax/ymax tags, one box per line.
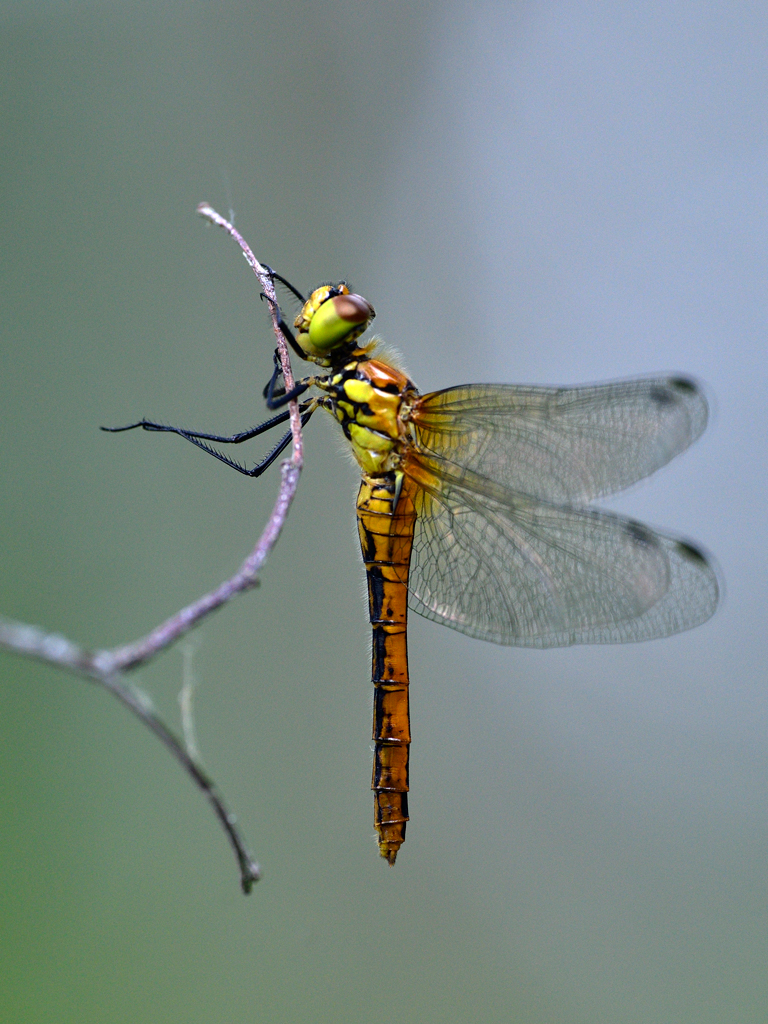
<box><xmin>1</xmin><ymin>3</ymin><xmax>765</xmax><ymax>1022</ymax></box>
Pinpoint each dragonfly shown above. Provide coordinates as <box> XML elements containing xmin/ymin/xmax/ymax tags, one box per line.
<box><xmin>105</xmin><ymin>274</ymin><xmax>719</xmax><ymax>865</ymax></box>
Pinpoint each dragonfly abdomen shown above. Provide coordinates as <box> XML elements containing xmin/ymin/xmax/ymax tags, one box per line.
<box><xmin>357</xmin><ymin>471</ymin><xmax>418</xmax><ymax>865</ymax></box>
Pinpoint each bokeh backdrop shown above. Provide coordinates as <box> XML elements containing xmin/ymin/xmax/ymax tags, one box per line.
<box><xmin>1</xmin><ymin>3</ymin><xmax>766</xmax><ymax>1022</ymax></box>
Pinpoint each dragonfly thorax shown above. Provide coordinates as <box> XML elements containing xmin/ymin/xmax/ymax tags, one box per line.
<box><xmin>294</xmin><ymin>283</ymin><xmax>375</xmax><ymax>365</ymax></box>
<box><xmin>320</xmin><ymin>357</ymin><xmax>419</xmax><ymax>477</ymax></box>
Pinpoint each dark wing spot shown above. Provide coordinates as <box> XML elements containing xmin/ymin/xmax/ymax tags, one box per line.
<box><xmin>624</xmin><ymin>520</ymin><xmax>658</xmax><ymax>547</ymax></box>
<box><xmin>668</xmin><ymin>376</ymin><xmax>699</xmax><ymax>394</ymax></box>
<box><xmin>649</xmin><ymin>376</ymin><xmax>700</xmax><ymax>407</ymax></box>
<box><xmin>674</xmin><ymin>539</ymin><xmax>709</xmax><ymax>564</ymax></box>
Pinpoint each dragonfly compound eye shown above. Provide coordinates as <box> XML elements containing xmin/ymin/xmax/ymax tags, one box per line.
<box><xmin>303</xmin><ymin>292</ymin><xmax>375</xmax><ymax>356</ymax></box>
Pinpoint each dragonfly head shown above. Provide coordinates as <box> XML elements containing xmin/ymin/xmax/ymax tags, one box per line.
<box><xmin>294</xmin><ymin>283</ymin><xmax>375</xmax><ymax>364</ymax></box>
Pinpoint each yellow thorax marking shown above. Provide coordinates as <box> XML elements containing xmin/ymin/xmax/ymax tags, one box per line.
<box><xmin>343</xmin><ymin>378</ymin><xmax>374</xmax><ymax>405</ymax></box>
<box><xmin>342</xmin><ymin>376</ymin><xmax>401</xmax><ymax>439</ymax></box>
<box><xmin>348</xmin><ymin>423</ymin><xmax>395</xmax><ymax>452</ymax></box>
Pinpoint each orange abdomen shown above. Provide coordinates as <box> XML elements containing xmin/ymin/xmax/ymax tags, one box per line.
<box><xmin>356</xmin><ymin>472</ymin><xmax>418</xmax><ymax>864</ymax></box>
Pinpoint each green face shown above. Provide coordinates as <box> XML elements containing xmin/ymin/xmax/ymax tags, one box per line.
<box><xmin>295</xmin><ymin>285</ymin><xmax>375</xmax><ymax>360</ymax></box>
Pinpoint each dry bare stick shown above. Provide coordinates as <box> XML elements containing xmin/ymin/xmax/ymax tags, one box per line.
<box><xmin>0</xmin><ymin>205</ymin><xmax>305</xmax><ymax>894</ymax></box>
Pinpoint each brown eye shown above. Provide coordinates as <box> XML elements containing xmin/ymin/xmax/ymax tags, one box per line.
<box><xmin>333</xmin><ymin>294</ymin><xmax>375</xmax><ymax>324</ymax></box>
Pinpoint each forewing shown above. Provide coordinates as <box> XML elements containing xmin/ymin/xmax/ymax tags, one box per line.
<box><xmin>404</xmin><ymin>456</ymin><xmax>719</xmax><ymax>647</ymax></box>
<box><xmin>409</xmin><ymin>377</ymin><xmax>708</xmax><ymax>503</ymax></box>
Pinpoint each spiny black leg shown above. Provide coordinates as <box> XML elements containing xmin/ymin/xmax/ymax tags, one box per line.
<box><xmin>263</xmin><ymin>350</ymin><xmax>286</xmax><ymax>401</ymax></box>
<box><xmin>262</xmin><ymin>350</ymin><xmax>321</xmax><ymax>406</ymax></box>
<box><xmin>102</xmin><ymin>405</ymin><xmax>316</xmax><ymax>478</ymax></box>
<box><xmin>178</xmin><ymin>404</ymin><xmax>316</xmax><ymax>477</ymax></box>
<box><xmin>260</xmin><ymin>291</ymin><xmax>305</xmax><ymax>359</ymax></box>
<box><xmin>101</xmin><ymin>405</ymin><xmax>294</xmax><ymax>445</ymax></box>
<box><xmin>260</xmin><ymin>264</ymin><xmax>306</xmax><ymax>359</ymax></box>
<box><xmin>262</xmin><ymin>264</ymin><xmax>306</xmax><ymax>304</ymax></box>
<box><xmin>240</xmin><ymin>404</ymin><xmax>316</xmax><ymax>477</ymax></box>
<box><xmin>264</xmin><ymin>373</ymin><xmax>312</xmax><ymax>410</ymax></box>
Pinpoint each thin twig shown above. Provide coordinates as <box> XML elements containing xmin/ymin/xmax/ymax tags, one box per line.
<box><xmin>0</xmin><ymin>206</ymin><xmax>306</xmax><ymax>894</ymax></box>
<box><xmin>0</xmin><ymin>615</ymin><xmax>261</xmax><ymax>891</ymax></box>
<box><xmin>196</xmin><ymin>202</ymin><xmax>304</xmax><ymax>465</ymax></box>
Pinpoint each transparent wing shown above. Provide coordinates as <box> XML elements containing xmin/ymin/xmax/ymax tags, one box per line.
<box><xmin>404</xmin><ymin>455</ymin><xmax>719</xmax><ymax>647</ymax></box>
<box><xmin>409</xmin><ymin>376</ymin><xmax>708</xmax><ymax>504</ymax></box>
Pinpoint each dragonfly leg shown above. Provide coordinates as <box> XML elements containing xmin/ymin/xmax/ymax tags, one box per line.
<box><xmin>260</xmin><ymin>265</ymin><xmax>306</xmax><ymax>359</ymax></box>
<box><xmin>101</xmin><ymin>404</ymin><xmax>316</xmax><ymax>477</ymax></box>
<box><xmin>261</xmin><ymin>293</ymin><xmax>305</xmax><ymax>359</ymax></box>
<box><xmin>261</xmin><ymin>349</ymin><xmax>307</xmax><ymax>404</ymax></box>
<box><xmin>262</xmin><ymin>351</ymin><xmax>325</xmax><ymax>409</ymax></box>
<box><xmin>262</xmin><ymin>350</ymin><xmax>283</xmax><ymax>400</ymax></box>
<box><xmin>101</xmin><ymin>404</ymin><xmax>295</xmax><ymax>444</ymax></box>
<box><xmin>264</xmin><ymin>360</ymin><xmax>315</xmax><ymax>410</ymax></box>
<box><xmin>261</xmin><ymin>264</ymin><xmax>306</xmax><ymax>304</ymax></box>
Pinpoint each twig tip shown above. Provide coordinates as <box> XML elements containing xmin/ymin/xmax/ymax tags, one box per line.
<box><xmin>241</xmin><ymin>861</ymin><xmax>262</xmax><ymax>894</ymax></box>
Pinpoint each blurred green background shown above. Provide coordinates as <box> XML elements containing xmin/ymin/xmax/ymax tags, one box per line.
<box><xmin>1</xmin><ymin>3</ymin><xmax>765</xmax><ymax>1022</ymax></box>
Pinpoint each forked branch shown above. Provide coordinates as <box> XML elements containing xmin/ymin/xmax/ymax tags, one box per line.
<box><xmin>0</xmin><ymin>205</ymin><xmax>305</xmax><ymax>894</ymax></box>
